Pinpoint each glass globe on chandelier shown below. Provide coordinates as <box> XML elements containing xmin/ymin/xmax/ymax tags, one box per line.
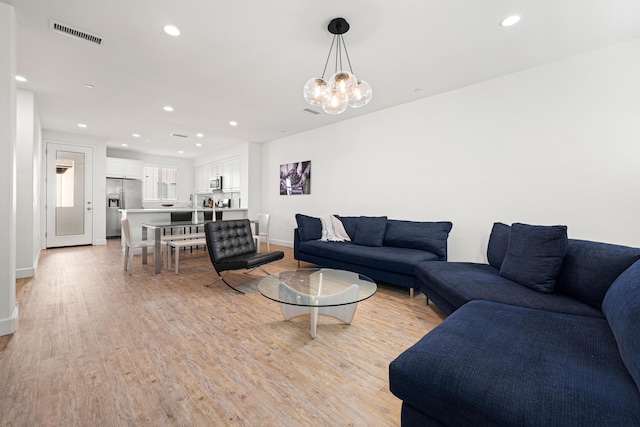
<box><xmin>303</xmin><ymin>18</ymin><xmax>373</xmax><ymax>115</ymax></box>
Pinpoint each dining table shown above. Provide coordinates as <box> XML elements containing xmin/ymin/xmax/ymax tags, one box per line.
<box><xmin>141</xmin><ymin>220</ymin><xmax>210</xmax><ymax>274</ymax></box>
<box><xmin>141</xmin><ymin>219</ymin><xmax>260</xmax><ymax>274</ymax></box>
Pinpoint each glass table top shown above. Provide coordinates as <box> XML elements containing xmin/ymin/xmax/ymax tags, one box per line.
<box><xmin>258</xmin><ymin>268</ymin><xmax>377</xmax><ymax>307</ymax></box>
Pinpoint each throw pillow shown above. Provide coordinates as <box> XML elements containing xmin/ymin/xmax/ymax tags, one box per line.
<box><xmin>335</xmin><ymin>216</ymin><xmax>358</xmax><ymax>241</ymax></box>
<box><xmin>499</xmin><ymin>223</ymin><xmax>568</xmax><ymax>293</ymax></box>
<box><xmin>352</xmin><ymin>216</ymin><xmax>388</xmax><ymax>247</ymax></box>
<box><xmin>295</xmin><ymin>214</ymin><xmax>322</xmax><ymax>242</ymax></box>
<box><xmin>487</xmin><ymin>222</ymin><xmax>511</xmax><ymax>269</ymax></box>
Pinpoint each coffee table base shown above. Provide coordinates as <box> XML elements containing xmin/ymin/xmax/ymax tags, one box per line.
<box><xmin>280</xmin><ymin>303</ymin><xmax>357</xmax><ymax>339</ymax></box>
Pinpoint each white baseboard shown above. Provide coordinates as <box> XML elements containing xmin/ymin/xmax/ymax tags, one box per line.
<box><xmin>16</xmin><ymin>267</ymin><xmax>34</xmax><ymax>279</ymax></box>
<box><xmin>94</xmin><ymin>239</ymin><xmax>108</xmax><ymax>245</ymax></box>
<box><xmin>268</xmin><ymin>238</ymin><xmax>293</xmax><ymax>249</ymax></box>
<box><xmin>16</xmin><ymin>249</ymin><xmax>41</xmax><ymax>279</ymax></box>
<box><xmin>0</xmin><ymin>305</ymin><xmax>18</xmax><ymax>336</ymax></box>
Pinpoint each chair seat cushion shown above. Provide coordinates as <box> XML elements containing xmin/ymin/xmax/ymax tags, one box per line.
<box><xmin>389</xmin><ymin>300</ymin><xmax>640</xmax><ymax>426</ymax></box>
<box><xmin>214</xmin><ymin>251</ymin><xmax>284</xmax><ymax>271</ymax></box>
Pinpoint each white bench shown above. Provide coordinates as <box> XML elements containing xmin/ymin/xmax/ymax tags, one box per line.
<box><xmin>161</xmin><ymin>232</ymin><xmax>205</xmax><ymax>242</ymax></box>
<box><xmin>167</xmin><ymin>238</ymin><xmax>207</xmax><ymax>274</ymax></box>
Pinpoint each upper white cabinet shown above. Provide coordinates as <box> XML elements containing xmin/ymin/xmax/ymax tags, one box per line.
<box><xmin>193</xmin><ymin>156</ymin><xmax>241</xmax><ymax>193</ymax></box>
<box><xmin>222</xmin><ymin>157</ymin><xmax>241</xmax><ymax>192</ymax></box>
<box><xmin>194</xmin><ymin>165</ymin><xmax>208</xmax><ymax>193</ymax></box>
<box><xmin>230</xmin><ymin>157</ymin><xmax>241</xmax><ymax>192</ymax></box>
<box><xmin>106</xmin><ymin>157</ymin><xmax>143</xmax><ymax>179</ymax></box>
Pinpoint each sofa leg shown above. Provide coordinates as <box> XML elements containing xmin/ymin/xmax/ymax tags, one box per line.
<box><xmin>410</xmin><ymin>288</ymin><xmax>414</xmax><ymax>298</ymax></box>
<box><xmin>426</xmin><ymin>296</ymin><xmax>430</xmax><ymax>305</ymax></box>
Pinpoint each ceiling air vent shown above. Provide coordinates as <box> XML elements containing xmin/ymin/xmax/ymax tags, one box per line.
<box><xmin>170</xmin><ymin>133</ymin><xmax>188</xmax><ymax>138</ymax></box>
<box><xmin>49</xmin><ymin>20</ymin><xmax>103</xmax><ymax>45</ymax></box>
<box><xmin>302</xmin><ymin>108</ymin><xmax>320</xmax><ymax>115</ymax></box>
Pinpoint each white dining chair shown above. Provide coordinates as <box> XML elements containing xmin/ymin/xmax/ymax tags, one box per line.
<box><xmin>256</xmin><ymin>213</ymin><xmax>271</xmax><ymax>252</ymax></box>
<box><xmin>121</xmin><ymin>218</ymin><xmax>166</xmax><ymax>275</ymax></box>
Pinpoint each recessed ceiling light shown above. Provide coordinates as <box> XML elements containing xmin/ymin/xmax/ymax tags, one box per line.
<box><xmin>163</xmin><ymin>105</ymin><xmax>174</xmax><ymax>112</ymax></box>
<box><xmin>196</xmin><ymin>143</ymin><xmax>202</xmax><ymax>147</ymax></box>
<box><xmin>196</xmin><ymin>133</ymin><xmax>204</xmax><ymax>138</ymax></box>
<box><xmin>178</xmin><ymin>150</ymin><xmax>184</xmax><ymax>154</ymax></box>
<box><xmin>77</xmin><ymin>123</ymin><xmax>87</xmax><ymax>128</ymax></box>
<box><xmin>15</xmin><ymin>75</ymin><xmax>27</xmax><ymax>82</ymax></box>
<box><xmin>229</xmin><ymin>121</ymin><xmax>238</xmax><ymax>126</ymax></box>
<box><xmin>500</xmin><ymin>15</ymin><xmax>520</xmax><ymax>27</ymax></box>
<box><xmin>121</xmin><ymin>143</ymin><xmax>128</xmax><ymax>147</ymax></box>
<box><xmin>163</xmin><ymin>25</ymin><xmax>180</xmax><ymax>36</ymax></box>
<box><xmin>85</xmin><ymin>84</ymin><xmax>95</xmax><ymax>89</ymax></box>
<box><xmin>132</xmin><ymin>133</ymin><xmax>141</xmax><ymax>137</ymax></box>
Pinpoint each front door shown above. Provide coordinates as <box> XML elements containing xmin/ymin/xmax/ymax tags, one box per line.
<box><xmin>46</xmin><ymin>143</ymin><xmax>93</xmax><ymax>248</ymax></box>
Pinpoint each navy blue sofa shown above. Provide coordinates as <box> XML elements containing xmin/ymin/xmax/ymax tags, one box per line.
<box><xmin>389</xmin><ymin>222</ymin><xmax>640</xmax><ymax>426</ymax></box>
<box><xmin>293</xmin><ymin>214</ymin><xmax>452</xmax><ymax>295</ymax></box>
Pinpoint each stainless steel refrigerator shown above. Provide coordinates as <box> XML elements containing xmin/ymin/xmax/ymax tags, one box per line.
<box><xmin>106</xmin><ymin>178</ymin><xmax>142</xmax><ymax>238</ymax></box>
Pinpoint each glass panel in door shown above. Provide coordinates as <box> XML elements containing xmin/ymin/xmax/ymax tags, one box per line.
<box><xmin>55</xmin><ymin>152</ymin><xmax>85</xmax><ymax>235</ymax></box>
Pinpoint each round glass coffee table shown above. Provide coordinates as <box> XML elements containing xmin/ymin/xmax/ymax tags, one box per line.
<box><xmin>258</xmin><ymin>268</ymin><xmax>377</xmax><ymax>338</ymax></box>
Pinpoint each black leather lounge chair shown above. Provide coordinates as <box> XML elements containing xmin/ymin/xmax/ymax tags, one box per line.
<box><xmin>204</xmin><ymin>219</ymin><xmax>284</xmax><ymax>294</ymax></box>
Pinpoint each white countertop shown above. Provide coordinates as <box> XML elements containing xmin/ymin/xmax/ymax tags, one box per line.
<box><xmin>120</xmin><ymin>207</ymin><xmax>247</xmax><ymax>213</ymax></box>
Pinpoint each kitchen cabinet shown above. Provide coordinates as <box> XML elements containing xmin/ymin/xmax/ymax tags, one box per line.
<box><xmin>106</xmin><ymin>157</ymin><xmax>143</xmax><ymax>179</ymax></box>
<box><xmin>222</xmin><ymin>157</ymin><xmax>241</xmax><ymax>192</ymax></box>
<box><xmin>193</xmin><ymin>156</ymin><xmax>241</xmax><ymax>193</ymax></box>
<box><xmin>194</xmin><ymin>165</ymin><xmax>209</xmax><ymax>193</ymax></box>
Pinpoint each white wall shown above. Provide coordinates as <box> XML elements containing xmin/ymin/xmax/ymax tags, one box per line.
<box><xmin>262</xmin><ymin>37</ymin><xmax>640</xmax><ymax>262</ymax></box>
<box><xmin>107</xmin><ymin>149</ymin><xmax>194</xmax><ymax>207</ymax></box>
<box><xmin>16</xmin><ymin>89</ymin><xmax>42</xmax><ymax>278</ymax></box>
<box><xmin>0</xmin><ymin>2</ymin><xmax>17</xmax><ymax>335</ymax></box>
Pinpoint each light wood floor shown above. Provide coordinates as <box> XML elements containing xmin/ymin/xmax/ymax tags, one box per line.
<box><xmin>0</xmin><ymin>240</ymin><xmax>446</xmax><ymax>426</ymax></box>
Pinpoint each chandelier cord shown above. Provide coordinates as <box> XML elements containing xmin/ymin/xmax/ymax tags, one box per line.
<box><xmin>340</xmin><ymin>34</ymin><xmax>354</xmax><ymax>75</ymax></box>
<box><xmin>336</xmin><ymin>36</ymin><xmax>341</xmax><ymax>73</ymax></box>
<box><xmin>321</xmin><ymin>35</ymin><xmax>337</xmax><ymax>79</ymax></box>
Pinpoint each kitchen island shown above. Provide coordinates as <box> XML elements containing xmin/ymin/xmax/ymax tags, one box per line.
<box><xmin>119</xmin><ymin>207</ymin><xmax>248</xmax><ymax>248</ymax></box>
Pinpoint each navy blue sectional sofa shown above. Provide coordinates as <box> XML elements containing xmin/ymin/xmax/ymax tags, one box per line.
<box><xmin>293</xmin><ymin>214</ymin><xmax>452</xmax><ymax>295</ymax></box>
<box><xmin>389</xmin><ymin>222</ymin><xmax>640</xmax><ymax>426</ymax></box>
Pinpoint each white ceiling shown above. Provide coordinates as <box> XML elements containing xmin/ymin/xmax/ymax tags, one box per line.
<box><xmin>8</xmin><ymin>0</ymin><xmax>640</xmax><ymax>158</ymax></box>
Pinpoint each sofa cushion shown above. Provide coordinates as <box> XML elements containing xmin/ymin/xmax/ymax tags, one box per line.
<box><xmin>351</xmin><ymin>216</ymin><xmax>388</xmax><ymax>247</ymax></box>
<box><xmin>299</xmin><ymin>240</ymin><xmax>439</xmax><ymax>275</ymax></box>
<box><xmin>602</xmin><ymin>259</ymin><xmax>640</xmax><ymax>393</ymax></box>
<box><xmin>382</xmin><ymin>220</ymin><xmax>452</xmax><ymax>259</ymax></box>
<box><xmin>295</xmin><ymin>214</ymin><xmax>322</xmax><ymax>242</ymax></box>
<box><xmin>499</xmin><ymin>223</ymin><xmax>568</xmax><ymax>293</ymax></box>
<box><xmin>389</xmin><ymin>300</ymin><xmax>640</xmax><ymax>426</ymax></box>
<box><xmin>486</xmin><ymin>222</ymin><xmax>510</xmax><ymax>269</ymax></box>
<box><xmin>556</xmin><ymin>239</ymin><xmax>640</xmax><ymax>309</ymax></box>
<box><xmin>415</xmin><ymin>261</ymin><xmax>603</xmax><ymax>318</ymax></box>
<box><xmin>335</xmin><ymin>216</ymin><xmax>358</xmax><ymax>240</ymax></box>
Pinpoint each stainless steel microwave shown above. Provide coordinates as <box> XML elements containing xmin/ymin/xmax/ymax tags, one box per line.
<box><xmin>210</xmin><ymin>176</ymin><xmax>223</xmax><ymax>190</ymax></box>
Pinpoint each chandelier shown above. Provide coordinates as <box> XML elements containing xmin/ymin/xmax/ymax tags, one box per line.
<box><xmin>303</xmin><ymin>18</ymin><xmax>373</xmax><ymax>115</ymax></box>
